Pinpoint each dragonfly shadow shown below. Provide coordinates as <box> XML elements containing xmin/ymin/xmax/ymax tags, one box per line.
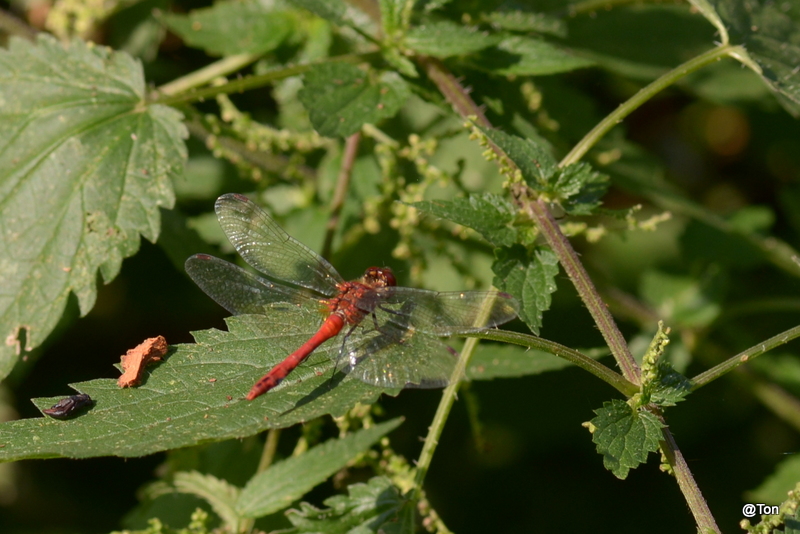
<box><xmin>278</xmin><ymin>368</ymin><xmax>349</xmax><ymax>416</ymax></box>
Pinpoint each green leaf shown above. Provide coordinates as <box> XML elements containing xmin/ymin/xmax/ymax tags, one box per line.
<box><xmin>0</xmin><ymin>314</ymin><xmax>402</xmax><ymax>462</ymax></box>
<box><xmin>492</xmin><ymin>246</ymin><xmax>559</xmax><ymax>335</ymax></box>
<box><xmin>405</xmin><ymin>20</ymin><xmax>501</xmax><ymax>58</ymax></box>
<box><xmin>0</xmin><ymin>35</ymin><xmax>186</xmax><ymax>382</ymax></box>
<box><xmin>467</xmin><ymin>344</ymin><xmax>609</xmax><ymax>381</ymax></box>
<box><xmin>553</xmin><ymin>162</ymin><xmax>609</xmax><ymax>215</ymax></box>
<box><xmin>586</xmin><ymin>399</ymin><xmax>665</xmax><ymax>479</ymax></box>
<box><xmin>237</xmin><ymin>419</ymin><xmax>402</xmax><ymax>518</ymax></box>
<box><xmin>479</xmin><ymin>127</ymin><xmax>558</xmax><ymax>187</ymax></box>
<box><xmin>298</xmin><ymin>63</ymin><xmax>410</xmax><ymax>137</ymax></box>
<box><xmin>161</xmin><ymin>1</ymin><xmax>296</xmax><ymax>56</ymax></box>
<box><xmin>288</xmin><ymin>0</ymin><xmax>374</xmax><ymax>36</ymax></box>
<box><xmin>286</xmin><ymin>476</ymin><xmax>406</xmax><ymax>533</ymax></box>
<box><xmin>469</xmin><ymin>36</ymin><xmax>594</xmax><ymax>76</ymax></box>
<box><xmin>748</xmin><ymin>455</ymin><xmax>800</xmax><ymax>504</ymax></box>
<box><xmin>711</xmin><ymin>0</ymin><xmax>800</xmax><ymax>114</ymax></box>
<box><xmin>411</xmin><ymin>193</ymin><xmax>518</xmax><ymax>247</ymax></box>
<box><xmin>639</xmin><ymin>323</ymin><xmax>691</xmax><ymax>407</ymax></box>
<box><xmin>480</xmin><ymin>10</ymin><xmax>566</xmax><ymax>37</ymax></box>
<box><xmin>172</xmin><ymin>472</ymin><xmax>243</xmax><ymax>531</ymax></box>
<box><xmin>379</xmin><ymin>0</ymin><xmax>406</xmax><ymax>36</ymax></box>
<box><xmin>288</xmin><ymin>0</ymin><xmax>347</xmax><ymax>26</ymax></box>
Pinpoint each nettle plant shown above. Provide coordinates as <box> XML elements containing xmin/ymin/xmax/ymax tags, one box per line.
<box><xmin>1</xmin><ymin>0</ymin><xmax>799</xmax><ymax>533</ymax></box>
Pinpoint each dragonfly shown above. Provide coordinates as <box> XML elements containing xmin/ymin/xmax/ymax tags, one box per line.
<box><xmin>185</xmin><ymin>193</ymin><xmax>519</xmax><ymax>401</ymax></box>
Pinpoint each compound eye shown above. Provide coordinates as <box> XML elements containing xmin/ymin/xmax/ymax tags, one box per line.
<box><xmin>363</xmin><ymin>267</ymin><xmax>396</xmax><ymax>288</ymax></box>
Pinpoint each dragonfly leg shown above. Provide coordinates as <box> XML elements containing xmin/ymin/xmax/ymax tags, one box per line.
<box><xmin>329</xmin><ymin>323</ymin><xmax>362</xmax><ymax>387</ymax></box>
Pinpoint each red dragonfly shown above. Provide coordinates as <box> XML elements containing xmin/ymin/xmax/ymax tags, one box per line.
<box><xmin>186</xmin><ymin>193</ymin><xmax>519</xmax><ymax>400</ymax></box>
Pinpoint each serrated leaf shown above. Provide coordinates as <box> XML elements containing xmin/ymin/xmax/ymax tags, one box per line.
<box><xmin>555</xmin><ymin>163</ymin><xmax>609</xmax><ymax>215</ymax></box>
<box><xmin>298</xmin><ymin>63</ymin><xmax>410</xmax><ymax>137</ymax></box>
<box><xmin>0</xmin><ymin>314</ymin><xmax>402</xmax><ymax>462</ymax></box>
<box><xmin>411</xmin><ymin>193</ymin><xmax>518</xmax><ymax>247</ymax></box>
<box><xmin>0</xmin><ymin>35</ymin><xmax>186</xmax><ymax>382</ymax></box>
<box><xmin>162</xmin><ymin>1</ymin><xmax>295</xmax><ymax>56</ymax></box>
<box><xmin>467</xmin><ymin>344</ymin><xmax>609</xmax><ymax>381</ymax></box>
<box><xmin>588</xmin><ymin>399</ymin><xmax>665</xmax><ymax>479</ymax></box>
<box><xmin>172</xmin><ymin>471</ymin><xmax>242</xmax><ymax>531</ymax></box>
<box><xmin>470</xmin><ymin>36</ymin><xmax>594</xmax><ymax>76</ymax></box>
<box><xmin>492</xmin><ymin>246</ymin><xmax>558</xmax><ymax>335</ymax></box>
<box><xmin>286</xmin><ymin>476</ymin><xmax>405</xmax><ymax>533</ymax></box>
<box><xmin>711</xmin><ymin>0</ymin><xmax>800</xmax><ymax>114</ymax></box>
<box><xmin>650</xmin><ymin>365</ymin><xmax>691</xmax><ymax>407</ymax></box>
<box><xmin>479</xmin><ymin>126</ymin><xmax>558</xmax><ymax>189</ymax></box>
<box><xmin>405</xmin><ymin>20</ymin><xmax>501</xmax><ymax>58</ymax></box>
<box><xmin>237</xmin><ymin>419</ymin><xmax>401</xmax><ymax>517</ymax></box>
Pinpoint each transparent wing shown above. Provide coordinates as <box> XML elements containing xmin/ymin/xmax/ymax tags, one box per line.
<box><xmin>185</xmin><ymin>254</ymin><xmax>313</xmax><ymax>315</ymax></box>
<box><xmin>215</xmin><ymin>193</ymin><xmax>343</xmax><ymax>296</ymax></box>
<box><xmin>337</xmin><ymin>319</ymin><xmax>458</xmax><ymax>389</ymax></box>
<box><xmin>372</xmin><ymin>287</ymin><xmax>519</xmax><ymax>336</ymax></box>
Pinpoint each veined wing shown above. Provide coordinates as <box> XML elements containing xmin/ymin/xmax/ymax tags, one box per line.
<box><xmin>215</xmin><ymin>193</ymin><xmax>343</xmax><ymax>296</ymax></box>
<box><xmin>185</xmin><ymin>254</ymin><xmax>312</xmax><ymax>315</ymax></box>
<box><xmin>373</xmin><ymin>287</ymin><xmax>519</xmax><ymax>336</ymax></box>
<box><xmin>337</xmin><ymin>320</ymin><xmax>458</xmax><ymax>389</ymax></box>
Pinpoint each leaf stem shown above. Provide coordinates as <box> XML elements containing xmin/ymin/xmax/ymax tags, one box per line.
<box><xmin>150</xmin><ymin>52</ymin><xmax>382</xmax><ymax>107</ymax></box>
<box><xmin>412</xmin><ymin>336</ymin><xmax>481</xmax><ymax>495</ymax></box>
<box><xmin>691</xmin><ymin>325</ymin><xmax>800</xmax><ymax>389</ymax></box>
<box><xmin>560</xmin><ymin>44</ymin><xmax>743</xmax><ymax>167</ymax></box>
<box><xmin>466</xmin><ymin>329</ymin><xmax>638</xmax><ymax>397</ymax></box>
<box><xmin>156</xmin><ymin>53</ymin><xmax>263</xmax><ymax>97</ymax></box>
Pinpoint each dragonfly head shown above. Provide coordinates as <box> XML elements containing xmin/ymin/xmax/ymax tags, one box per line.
<box><xmin>362</xmin><ymin>267</ymin><xmax>396</xmax><ymax>288</ymax></box>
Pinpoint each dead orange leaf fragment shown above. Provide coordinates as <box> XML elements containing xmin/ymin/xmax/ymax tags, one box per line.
<box><xmin>117</xmin><ymin>336</ymin><xmax>168</xmax><ymax>387</ymax></box>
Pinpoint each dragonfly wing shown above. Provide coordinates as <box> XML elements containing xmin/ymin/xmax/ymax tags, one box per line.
<box><xmin>214</xmin><ymin>193</ymin><xmax>343</xmax><ymax>296</ymax></box>
<box><xmin>337</xmin><ymin>321</ymin><xmax>458</xmax><ymax>389</ymax></box>
<box><xmin>185</xmin><ymin>254</ymin><xmax>307</xmax><ymax>315</ymax></box>
<box><xmin>374</xmin><ymin>287</ymin><xmax>519</xmax><ymax>336</ymax></box>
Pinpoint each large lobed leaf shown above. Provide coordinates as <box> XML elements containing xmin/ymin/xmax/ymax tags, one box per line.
<box><xmin>0</xmin><ymin>313</ymin><xmax>399</xmax><ymax>462</ymax></box>
<box><xmin>0</xmin><ymin>35</ymin><xmax>186</xmax><ymax>381</ymax></box>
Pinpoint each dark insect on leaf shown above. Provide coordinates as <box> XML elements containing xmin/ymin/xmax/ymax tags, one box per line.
<box><xmin>42</xmin><ymin>394</ymin><xmax>93</xmax><ymax>420</ymax></box>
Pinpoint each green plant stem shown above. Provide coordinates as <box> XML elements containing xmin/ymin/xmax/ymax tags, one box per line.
<box><xmin>691</xmin><ymin>325</ymin><xmax>800</xmax><ymax>389</ymax></box>
<box><xmin>418</xmin><ymin>51</ymin><xmax>723</xmax><ymax>532</ymax></box>
<box><xmin>466</xmin><ymin>329</ymin><xmax>638</xmax><ymax>396</ymax></box>
<box><xmin>156</xmin><ymin>53</ymin><xmax>263</xmax><ymax>97</ymax></box>
<box><xmin>256</xmin><ymin>428</ymin><xmax>281</xmax><ymax>473</ymax></box>
<box><xmin>412</xmin><ymin>335</ymin><xmax>481</xmax><ymax>496</ymax></box>
<box><xmin>560</xmin><ymin>44</ymin><xmax>744</xmax><ymax>167</ymax></box>
<box><xmin>613</xmin><ymin>170</ymin><xmax>800</xmax><ymax>278</ymax></box>
<box><xmin>150</xmin><ymin>52</ymin><xmax>381</xmax><ymax>107</ymax></box>
<box><xmin>529</xmin><ymin>197</ymin><xmax>641</xmax><ymax>384</ymax></box>
<box><xmin>659</xmin><ymin>421</ymin><xmax>720</xmax><ymax>533</ymax></box>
